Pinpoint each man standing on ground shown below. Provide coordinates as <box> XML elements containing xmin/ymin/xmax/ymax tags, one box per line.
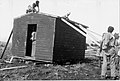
<box><xmin>101</xmin><ymin>26</ymin><xmax>117</xmax><ymax>80</ymax></box>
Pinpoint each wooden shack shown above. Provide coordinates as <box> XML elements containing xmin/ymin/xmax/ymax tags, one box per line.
<box><xmin>11</xmin><ymin>13</ymin><xmax>87</xmax><ymax>63</ymax></box>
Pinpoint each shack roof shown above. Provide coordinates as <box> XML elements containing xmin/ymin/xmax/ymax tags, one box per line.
<box><xmin>14</xmin><ymin>12</ymin><xmax>89</xmax><ymax>29</ymax></box>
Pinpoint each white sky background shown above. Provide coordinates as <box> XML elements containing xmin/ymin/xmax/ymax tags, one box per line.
<box><xmin>0</xmin><ymin>0</ymin><xmax>119</xmax><ymax>43</ymax></box>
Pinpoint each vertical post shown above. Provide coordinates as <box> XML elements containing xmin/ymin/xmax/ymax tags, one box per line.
<box><xmin>38</xmin><ymin>2</ymin><xmax>39</xmax><ymax>13</ymax></box>
<box><xmin>36</xmin><ymin>0</ymin><xmax>40</xmax><ymax>13</ymax></box>
<box><xmin>0</xmin><ymin>29</ymin><xmax>13</xmax><ymax>59</ymax></box>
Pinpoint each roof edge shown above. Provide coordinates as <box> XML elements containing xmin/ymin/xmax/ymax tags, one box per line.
<box><xmin>62</xmin><ymin>18</ymin><xmax>89</xmax><ymax>29</ymax></box>
<box><xmin>13</xmin><ymin>12</ymin><xmax>89</xmax><ymax>29</ymax></box>
<box><xmin>14</xmin><ymin>12</ymin><xmax>60</xmax><ymax>20</ymax></box>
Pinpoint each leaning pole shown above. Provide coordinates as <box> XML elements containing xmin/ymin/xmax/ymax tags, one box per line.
<box><xmin>0</xmin><ymin>29</ymin><xmax>13</xmax><ymax>59</ymax></box>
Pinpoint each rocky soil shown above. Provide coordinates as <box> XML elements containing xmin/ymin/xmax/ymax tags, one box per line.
<box><xmin>0</xmin><ymin>42</ymin><xmax>119</xmax><ymax>80</ymax></box>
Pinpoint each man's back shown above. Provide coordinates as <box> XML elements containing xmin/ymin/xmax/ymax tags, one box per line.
<box><xmin>102</xmin><ymin>32</ymin><xmax>115</xmax><ymax>50</ymax></box>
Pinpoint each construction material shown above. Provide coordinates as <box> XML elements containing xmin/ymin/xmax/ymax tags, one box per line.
<box><xmin>62</xmin><ymin>18</ymin><xmax>100</xmax><ymax>46</ymax></box>
<box><xmin>0</xmin><ymin>65</ymin><xmax>27</xmax><ymax>71</ymax></box>
<box><xmin>0</xmin><ymin>29</ymin><xmax>13</xmax><ymax>59</ymax></box>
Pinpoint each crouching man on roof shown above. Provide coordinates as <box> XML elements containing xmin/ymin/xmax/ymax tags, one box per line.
<box><xmin>100</xmin><ymin>26</ymin><xmax>118</xmax><ymax>80</ymax></box>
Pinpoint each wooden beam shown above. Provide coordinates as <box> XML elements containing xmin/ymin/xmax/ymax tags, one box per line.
<box><xmin>78</xmin><ymin>24</ymin><xmax>100</xmax><ymax>46</ymax></box>
<box><xmin>62</xmin><ymin>18</ymin><xmax>100</xmax><ymax>46</ymax></box>
<box><xmin>61</xmin><ymin>18</ymin><xmax>87</xmax><ymax>37</ymax></box>
<box><xmin>0</xmin><ymin>66</ymin><xmax>27</xmax><ymax>71</ymax></box>
<box><xmin>0</xmin><ymin>29</ymin><xmax>13</xmax><ymax>59</ymax></box>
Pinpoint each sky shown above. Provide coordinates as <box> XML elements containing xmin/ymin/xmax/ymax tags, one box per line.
<box><xmin>0</xmin><ymin>0</ymin><xmax>119</xmax><ymax>43</ymax></box>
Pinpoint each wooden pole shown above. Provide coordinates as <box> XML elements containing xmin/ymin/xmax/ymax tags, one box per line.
<box><xmin>0</xmin><ymin>29</ymin><xmax>13</xmax><ymax>59</ymax></box>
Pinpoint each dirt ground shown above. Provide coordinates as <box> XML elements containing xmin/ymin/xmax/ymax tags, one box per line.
<box><xmin>0</xmin><ymin>57</ymin><xmax>102</xmax><ymax>80</ymax></box>
<box><xmin>0</xmin><ymin>43</ymin><xmax>119</xmax><ymax>80</ymax></box>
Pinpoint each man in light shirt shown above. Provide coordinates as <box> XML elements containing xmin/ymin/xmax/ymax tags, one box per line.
<box><xmin>31</xmin><ymin>31</ymin><xmax>37</xmax><ymax>59</ymax></box>
<box><xmin>101</xmin><ymin>26</ymin><xmax>117</xmax><ymax>80</ymax></box>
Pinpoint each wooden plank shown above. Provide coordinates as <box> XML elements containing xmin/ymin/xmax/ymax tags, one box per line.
<box><xmin>35</xmin><ymin>15</ymin><xmax>55</xmax><ymax>61</ymax></box>
<box><xmin>0</xmin><ymin>66</ymin><xmax>27</xmax><ymax>71</ymax></box>
<box><xmin>12</xmin><ymin>18</ymin><xmax>27</xmax><ymax>57</ymax></box>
